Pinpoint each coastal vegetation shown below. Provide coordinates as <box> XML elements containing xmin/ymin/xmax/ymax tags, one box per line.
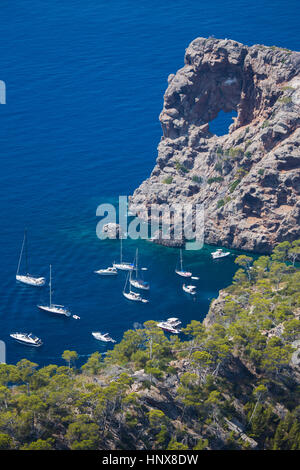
<box><xmin>0</xmin><ymin>241</ymin><xmax>299</xmax><ymax>450</ymax></box>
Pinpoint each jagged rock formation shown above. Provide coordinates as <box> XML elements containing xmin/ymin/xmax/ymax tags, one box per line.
<box><xmin>130</xmin><ymin>38</ymin><xmax>300</xmax><ymax>253</ymax></box>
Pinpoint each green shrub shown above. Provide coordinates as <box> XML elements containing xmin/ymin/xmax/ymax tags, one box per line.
<box><xmin>217</xmin><ymin>199</ymin><xmax>225</xmax><ymax>208</ymax></box>
<box><xmin>207</xmin><ymin>176</ymin><xmax>224</xmax><ymax>184</ymax></box>
<box><xmin>278</xmin><ymin>96</ymin><xmax>292</xmax><ymax>104</ymax></box>
<box><xmin>262</xmin><ymin>120</ymin><xmax>270</xmax><ymax>128</ymax></box>
<box><xmin>229</xmin><ymin>179</ymin><xmax>240</xmax><ymax>193</ymax></box>
<box><xmin>192</xmin><ymin>175</ymin><xmax>202</xmax><ymax>184</ymax></box>
<box><xmin>163</xmin><ymin>176</ymin><xmax>173</xmax><ymax>184</ymax></box>
<box><xmin>214</xmin><ymin>162</ymin><xmax>223</xmax><ymax>174</ymax></box>
<box><xmin>258</xmin><ymin>169</ymin><xmax>264</xmax><ymax>176</ymax></box>
<box><xmin>175</xmin><ymin>161</ymin><xmax>189</xmax><ymax>173</ymax></box>
<box><xmin>228</xmin><ymin>147</ymin><xmax>243</xmax><ymax>159</ymax></box>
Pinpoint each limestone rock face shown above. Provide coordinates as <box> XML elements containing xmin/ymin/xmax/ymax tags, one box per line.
<box><xmin>130</xmin><ymin>38</ymin><xmax>300</xmax><ymax>253</ymax></box>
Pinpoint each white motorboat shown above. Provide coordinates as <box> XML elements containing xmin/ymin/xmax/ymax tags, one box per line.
<box><xmin>73</xmin><ymin>315</ymin><xmax>80</xmax><ymax>320</ymax></box>
<box><xmin>157</xmin><ymin>321</ymin><xmax>181</xmax><ymax>334</ymax></box>
<box><xmin>157</xmin><ymin>317</ymin><xmax>182</xmax><ymax>334</ymax></box>
<box><xmin>166</xmin><ymin>317</ymin><xmax>182</xmax><ymax>327</ymax></box>
<box><xmin>123</xmin><ymin>271</ymin><xmax>149</xmax><ymax>303</ymax></box>
<box><xmin>92</xmin><ymin>332</ymin><xmax>116</xmax><ymax>343</ymax></box>
<box><xmin>113</xmin><ymin>237</ymin><xmax>134</xmax><ymax>271</ymax></box>
<box><xmin>175</xmin><ymin>249</ymin><xmax>192</xmax><ymax>277</ymax></box>
<box><xmin>38</xmin><ymin>265</ymin><xmax>71</xmax><ymax>317</ymax></box>
<box><xmin>94</xmin><ymin>267</ymin><xmax>118</xmax><ymax>275</ymax></box>
<box><xmin>10</xmin><ymin>332</ymin><xmax>43</xmax><ymax>347</ymax></box>
<box><xmin>211</xmin><ymin>248</ymin><xmax>230</xmax><ymax>259</ymax></box>
<box><xmin>130</xmin><ymin>249</ymin><xmax>150</xmax><ymax>290</ymax></box>
<box><xmin>183</xmin><ymin>284</ymin><xmax>196</xmax><ymax>295</ymax></box>
<box><xmin>16</xmin><ymin>230</ymin><xmax>45</xmax><ymax>287</ymax></box>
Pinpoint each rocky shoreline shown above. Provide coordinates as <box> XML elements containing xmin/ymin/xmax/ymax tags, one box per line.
<box><xmin>130</xmin><ymin>38</ymin><xmax>300</xmax><ymax>253</ymax></box>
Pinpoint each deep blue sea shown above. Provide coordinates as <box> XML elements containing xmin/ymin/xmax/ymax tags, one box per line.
<box><xmin>0</xmin><ymin>1</ymin><xmax>299</xmax><ymax>366</ymax></box>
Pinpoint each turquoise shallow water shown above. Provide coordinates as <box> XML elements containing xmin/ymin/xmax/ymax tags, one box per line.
<box><xmin>0</xmin><ymin>1</ymin><xmax>298</xmax><ymax>365</ymax></box>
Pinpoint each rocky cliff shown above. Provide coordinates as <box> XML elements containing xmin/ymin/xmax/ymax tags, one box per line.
<box><xmin>130</xmin><ymin>38</ymin><xmax>300</xmax><ymax>253</ymax></box>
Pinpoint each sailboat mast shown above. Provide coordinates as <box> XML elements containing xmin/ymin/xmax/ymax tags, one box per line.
<box><xmin>120</xmin><ymin>237</ymin><xmax>123</xmax><ymax>264</ymax></box>
<box><xmin>25</xmin><ymin>229</ymin><xmax>28</xmax><ymax>274</ymax></box>
<box><xmin>180</xmin><ymin>249</ymin><xmax>183</xmax><ymax>272</ymax></box>
<box><xmin>16</xmin><ymin>231</ymin><xmax>26</xmax><ymax>276</ymax></box>
<box><xmin>135</xmin><ymin>249</ymin><xmax>138</xmax><ymax>274</ymax></box>
<box><xmin>49</xmin><ymin>265</ymin><xmax>52</xmax><ymax>307</ymax></box>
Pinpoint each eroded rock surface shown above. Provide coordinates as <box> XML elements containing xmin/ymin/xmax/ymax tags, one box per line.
<box><xmin>130</xmin><ymin>38</ymin><xmax>300</xmax><ymax>253</ymax></box>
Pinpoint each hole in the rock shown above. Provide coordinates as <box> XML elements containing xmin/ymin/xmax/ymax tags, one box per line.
<box><xmin>209</xmin><ymin>110</ymin><xmax>238</xmax><ymax>136</ymax></box>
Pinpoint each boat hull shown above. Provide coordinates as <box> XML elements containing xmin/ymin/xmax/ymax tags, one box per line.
<box><xmin>130</xmin><ymin>279</ymin><xmax>150</xmax><ymax>290</ymax></box>
<box><xmin>38</xmin><ymin>305</ymin><xmax>71</xmax><ymax>317</ymax></box>
<box><xmin>123</xmin><ymin>292</ymin><xmax>148</xmax><ymax>303</ymax></box>
<box><xmin>175</xmin><ymin>270</ymin><xmax>192</xmax><ymax>278</ymax></box>
<box><xmin>94</xmin><ymin>270</ymin><xmax>117</xmax><ymax>275</ymax></box>
<box><xmin>212</xmin><ymin>253</ymin><xmax>230</xmax><ymax>259</ymax></box>
<box><xmin>113</xmin><ymin>263</ymin><xmax>134</xmax><ymax>271</ymax></box>
<box><xmin>16</xmin><ymin>275</ymin><xmax>46</xmax><ymax>286</ymax></box>
<box><xmin>10</xmin><ymin>335</ymin><xmax>43</xmax><ymax>347</ymax></box>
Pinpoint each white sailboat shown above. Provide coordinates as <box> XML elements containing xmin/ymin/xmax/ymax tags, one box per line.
<box><xmin>130</xmin><ymin>249</ymin><xmax>150</xmax><ymax>290</ymax></box>
<box><xmin>113</xmin><ymin>237</ymin><xmax>134</xmax><ymax>271</ymax></box>
<box><xmin>16</xmin><ymin>230</ymin><xmax>45</xmax><ymax>287</ymax></box>
<box><xmin>175</xmin><ymin>249</ymin><xmax>192</xmax><ymax>278</ymax></box>
<box><xmin>123</xmin><ymin>270</ymin><xmax>148</xmax><ymax>303</ymax></box>
<box><xmin>37</xmin><ymin>265</ymin><xmax>71</xmax><ymax>317</ymax></box>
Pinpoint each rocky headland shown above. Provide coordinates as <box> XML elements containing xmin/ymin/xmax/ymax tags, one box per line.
<box><xmin>130</xmin><ymin>38</ymin><xmax>300</xmax><ymax>253</ymax></box>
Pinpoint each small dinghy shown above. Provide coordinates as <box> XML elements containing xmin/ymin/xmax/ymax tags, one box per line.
<box><xmin>16</xmin><ymin>230</ymin><xmax>45</xmax><ymax>287</ymax></box>
<box><xmin>175</xmin><ymin>249</ymin><xmax>192</xmax><ymax>277</ymax></box>
<box><xmin>10</xmin><ymin>332</ymin><xmax>43</xmax><ymax>347</ymax></box>
<box><xmin>94</xmin><ymin>267</ymin><xmax>118</xmax><ymax>275</ymax></box>
<box><xmin>38</xmin><ymin>265</ymin><xmax>71</xmax><ymax>317</ymax></box>
<box><xmin>211</xmin><ymin>248</ymin><xmax>230</xmax><ymax>259</ymax></box>
<box><xmin>183</xmin><ymin>284</ymin><xmax>196</xmax><ymax>295</ymax></box>
<box><xmin>92</xmin><ymin>332</ymin><xmax>116</xmax><ymax>343</ymax></box>
<box><xmin>73</xmin><ymin>315</ymin><xmax>80</xmax><ymax>320</ymax></box>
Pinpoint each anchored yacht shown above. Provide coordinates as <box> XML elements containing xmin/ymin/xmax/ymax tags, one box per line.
<box><xmin>38</xmin><ymin>265</ymin><xmax>71</xmax><ymax>317</ymax></box>
<box><xmin>175</xmin><ymin>249</ymin><xmax>192</xmax><ymax>277</ymax></box>
<box><xmin>16</xmin><ymin>230</ymin><xmax>45</xmax><ymax>287</ymax></box>
<box><xmin>211</xmin><ymin>248</ymin><xmax>230</xmax><ymax>259</ymax></box>
<box><xmin>183</xmin><ymin>284</ymin><xmax>197</xmax><ymax>295</ymax></box>
<box><xmin>157</xmin><ymin>317</ymin><xmax>181</xmax><ymax>334</ymax></box>
<box><xmin>130</xmin><ymin>249</ymin><xmax>150</xmax><ymax>290</ymax></box>
<box><xmin>10</xmin><ymin>332</ymin><xmax>43</xmax><ymax>347</ymax></box>
<box><xmin>113</xmin><ymin>238</ymin><xmax>134</xmax><ymax>271</ymax></box>
<box><xmin>94</xmin><ymin>267</ymin><xmax>118</xmax><ymax>275</ymax></box>
<box><xmin>123</xmin><ymin>271</ymin><xmax>149</xmax><ymax>303</ymax></box>
<box><xmin>92</xmin><ymin>332</ymin><xmax>116</xmax><ymax>343</ymax></box>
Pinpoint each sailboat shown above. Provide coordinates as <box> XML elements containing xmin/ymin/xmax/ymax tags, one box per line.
<box><xmin>130</xmin><ymin>249</ymin><xmax>150</xmax><ymax>290</ymax></box>
<box><xmin>113</xmin><ymin>237</ymin><xmax>134</xmax><ymax>271</ymax></box>
<box><xmin>123</xmin><ymin>271</ymin><xmax>148</xmax><ymax>303</ymax></box>
<box><xmin>37</xmin><ymin>265</ymin><xmax>71</xmax><ymax>317</ymax></box>
<box><xmin>175</xmin><ymin>249</ymin><xmax>192</xmax><ymax>278</ymax></box>
<box><xmin>16</xmin><ymin>230</ymin><xmax>46</xmax><ymax>286</ymax></box>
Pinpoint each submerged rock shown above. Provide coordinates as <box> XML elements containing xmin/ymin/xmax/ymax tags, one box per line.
<box><xmin>130</xmin><ymin>38</ymin><xmax>300</xmax><ymax>253</ymax></box>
